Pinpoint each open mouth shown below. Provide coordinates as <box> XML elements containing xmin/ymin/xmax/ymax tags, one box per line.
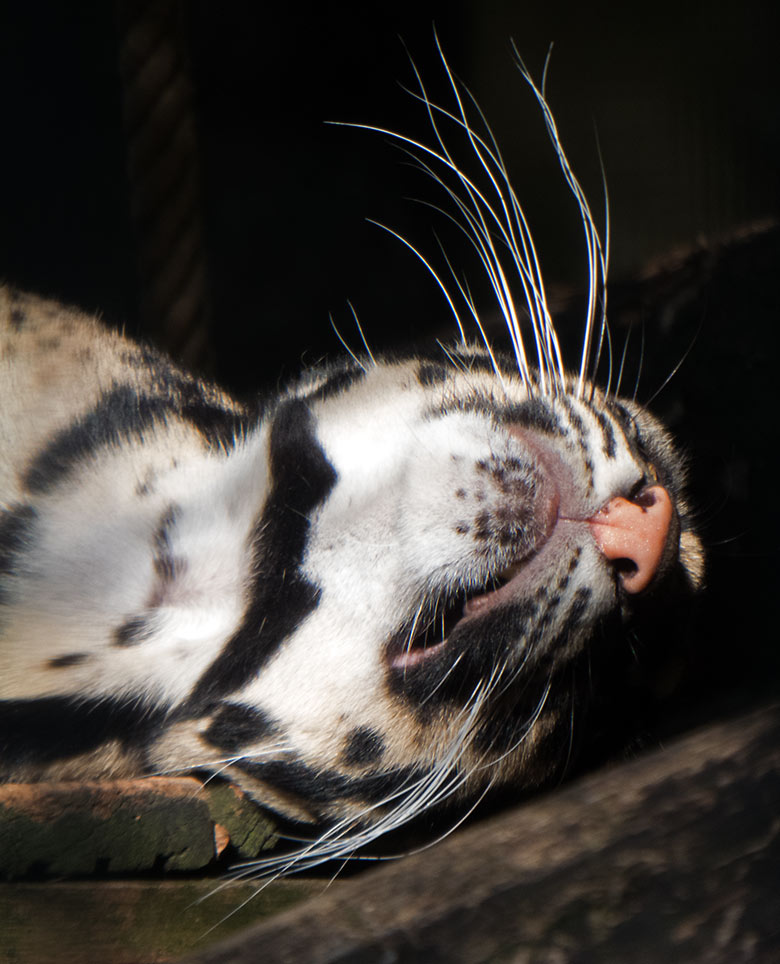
<box><xmin>389</xmin><ymin>562</ymin><xmax>526</xmax><ymax>669</ymax></box>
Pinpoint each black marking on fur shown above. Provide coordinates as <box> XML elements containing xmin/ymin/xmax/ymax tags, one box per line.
<box><xmin>0</xmin><ymin>696</ymin><xmax>164</xmax><ymax>769</ymax></box>
<box><xmin>306</xmin><ymin>366</ymin><xmax>366</xmax><ymax>402</ymax></box>
<box><xmin>23</xmin><ymin>386</ymin><xmax>168</xmax><ymax>494</ymax></box>
<box><xmin>388</xmin><ymin>598</ymin><xmax>538</xmax><ymax>712</ymax></box>
<box><xmin>149</xmin><ymin>504</ymin><xmax>185</xmax><ymax>596</ymax></box>
<box><xmin>417</xmin><ymin>361</ymin><xmax>450</xmax><ymax>387</ymax></box>
<box><xmin>557</xmin><ymin>587</ymin><xmax>592</xmax><ymax>638</ymax></box>
<box><xmin>559</xmin><ymin>396</ymin><xmax>586</xmax><ymax>439</ymax></box>
<box><xmin>46</xmin><ymin>653</ymin><xmax>90</xmax><ymax>668</ymax></box>
<box><xmin>9</xmin><ymin>310</ymin><xmax>26</xmax><ymax>329</ymax></box>
<box><xmin>0</xmin><ymin>505</ymin><xmax>36</xmax><ymax>604</ymax></box>
<box><xmin>464</xmin><ymin>353</ymin><xmax>503</xmax><ymax>375</ymax></box>
<box><xmin>203</xmin><ymin>704</ymin><xmax>277</xmax><ymax>753</ymax></box>
<box><xmin>113</xmin><ymin>615</ymin><xmax>152</xmax><ymax>647</ymax></box>
<box><xmin>593</xmin><ymin>409</ymin><xmax>617</xmax><ymax>458</ymax></box>
<box><xmin>6</xmin><ymin>288</ymin><xmax>32</xmax><ymax>330</ymax></box>
<box><xmin>342</xmin><ymin>727</ymin><xmax>386</xmax><ymax>767</ymax></box>
<box><xmin>23</xmin><ymin>370</ymin><xmax>254</xmax><ymax>494</ymax></box>
<box><xmin>186</xmin><ymin>399</ymin><xmax>337</xmax><ymax>709</ymax></box>
<box><xmin>472</xmin><ymin>665</ymin><xmax>574</xmax><ymax>757</ymax></box>
<box><xmin>123</xmin><ymin>341</ymin><xmax>258</xmax><ymax>450</ymax></box>
<box><xmin>233</xmin><ymin>758</ymin><xmax>419</xmax><ymax>807</ymax></box>
<box><xmin>501</xmin><ymin>398</ymin><xmax>564</xmax><ymax>436</ymax></box>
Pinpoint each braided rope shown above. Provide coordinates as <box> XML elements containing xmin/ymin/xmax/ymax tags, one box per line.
<box><xmin>116</xmin><ymin>0</ymin><xmax>209</xmax><ymax>365</ymax></box>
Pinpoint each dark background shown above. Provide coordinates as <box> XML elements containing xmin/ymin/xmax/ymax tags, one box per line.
<box><xmin>0</xmin><ymin>1</ymin><xmax>778</xmax><ymax>741</ymax></box>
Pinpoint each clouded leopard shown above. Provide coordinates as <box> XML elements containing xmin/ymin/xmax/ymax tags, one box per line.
<box><xmin>0</xmin><ymin>47</ymin><xmax>704</xmax><ymax>875</ymax></box>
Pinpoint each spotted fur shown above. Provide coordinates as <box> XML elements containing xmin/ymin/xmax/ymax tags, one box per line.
<box><xmin>0</xmin><ymin>47</ymin><xmax>704</xmax><ymax>873</ymax></box>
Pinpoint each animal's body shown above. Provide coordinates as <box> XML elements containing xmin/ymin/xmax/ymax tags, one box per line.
<box><xmin>0</xmin><ymin>51</ymin><xmax>704</xmax><ymax>871</ymax></box>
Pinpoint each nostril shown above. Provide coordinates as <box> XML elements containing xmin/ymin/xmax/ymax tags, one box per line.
<box><xmin>612</xmin><ymin>557</ymin><xmax>639</xmax><ymax>578</ymax></box>
<box><xmin>587</xmin><ymin>485</ymin><xmax>674</xmax><ymax>594</ymax></box>
<box><xmin>630</xmin><ymin>486</ymin><xmax>658</xmax><ymax>509</ymax></box>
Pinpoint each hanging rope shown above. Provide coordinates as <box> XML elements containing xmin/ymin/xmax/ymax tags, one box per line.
<box><xmin>116</xmin><ymin>0</ymin><xmax>209</xmax><ymax>366</ymax></box>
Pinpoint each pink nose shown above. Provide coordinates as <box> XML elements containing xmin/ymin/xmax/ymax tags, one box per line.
<box><xmin>588</xmin><ymin>485</ymin><xmax>674</xmax><ymax>593</ymax></box>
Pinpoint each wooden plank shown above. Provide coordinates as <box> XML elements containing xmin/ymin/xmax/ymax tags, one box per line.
<box><xmin>0</xmin><ymin>777</ymin><xmax>276</xmax><ymax>877</ymax></box>
<box><xmin>0</xmin><ymin>878</ymin><xmax>323</xmax><ymax>964</ymax></box>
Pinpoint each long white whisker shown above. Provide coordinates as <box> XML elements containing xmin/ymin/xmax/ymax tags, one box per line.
<box><xmin>365</xmin><ymin>218</ymin><xmax>466</xmax><ymax>342</ymax></box>
<box><xmin>347</xmin><ymin>300</ymin><xmax>377</xmax><ymax>367</ymax></box>
<box><xmin>511</xmin><ymin>41</ymin><xmax>609</xmax><ymax>399</ymax></box>
<box><xmin>330</xmin><ymin>313</ymin><xmax>368</xmax><ymax>372</ymax></box>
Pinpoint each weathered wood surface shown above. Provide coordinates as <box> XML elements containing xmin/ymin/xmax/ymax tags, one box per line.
<box><xmin>183</xmin><ymin>703</ymin><xmax>780</xmax><ymax>964</ymax></box>
<box><xmin>0</xmin><ymin>878</ymin><xmax>323</xmax><ymax>964</ymax></box>
<box><xmin>0</xmin><ymin>776</ymin><xmax>276</xmax><ymax>877</ymax></box>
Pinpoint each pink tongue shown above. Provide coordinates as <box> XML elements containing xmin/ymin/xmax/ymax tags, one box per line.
<box><xmin>587</xmin><ymin>485</ymin><xmax>673</xmax><ymax>593</ymax></box>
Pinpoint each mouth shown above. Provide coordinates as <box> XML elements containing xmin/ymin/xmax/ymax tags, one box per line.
<box><xmin>388</xmin><ymin>425</ymin><xmax>568</xmax><ymax>672</ymax></box>
<box><xmin>388</xmin><ymin>559</ymin><xmax>539</xmax><ymax>670</ymax></box>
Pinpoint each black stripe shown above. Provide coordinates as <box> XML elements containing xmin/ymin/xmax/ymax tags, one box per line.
<box><xmin>23</xmin><ymin>375</ymin><xmax>255</xmax><ymax>495</ymax></box>
<box><xmin>417</xmin><ymin>362</ymin><xmax>449</xmax><ymax>387</ymax></box>
<box><xmin>302</xmin><ymin>364</ymin><xmax>365</xmax><ymax>403</ymax></box>
<box><xmin>593</xmin><ymin>408</ymin><xmax>617</xmax><ymax>458</ymax></box>
<box><xmin>186</xmin><ymin>399</ymin><xmax>337</xmax><ymax>709</ymax></box>
<box><xmin>128</xmin><ymin>341</ymin><xmax>259</xmax><ymax>449</ymax></box>
<box><xmin>500</xmin><ymin>399</ymin><xmax>564</xmax><ymax>436</ymax></box>
<box><xmin>46</xmin><ymin>653</ymin><xmax>91</xmax><ymax>668</ymax></box>
<box><xmin>0</xmin><ymin>696</ymin><xmax>164</xmax><ymax>769</ymax></box>
<box><xmin>0</xmin><ymin>504</ymin><xmax>36</xmax><ymax>604</ymax></box>
<box><xmin>203</xmin><ymin>704</ymin><xmax>277</xmax><ymax>753</ymax></box>
<box><xmin>232</xmin><ymin>758</ymin><xmax>421</xmax><ymax>807</ymax></box>
<box><xmin>150</xmin><ymin>504</ymin><xmax>185</xmax><ymax>591</ymax></box>
<box><xmin>23</xmin><ymin>385</ymin><xmax>168</xmax><ymax>494</ymax></box>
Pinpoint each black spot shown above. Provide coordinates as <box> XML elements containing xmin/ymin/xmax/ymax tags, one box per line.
<box><xmin>203</xmin><ymin>704</ymin><xmax>277</xmax><ymax>753</ymax></box>
<box><xmin>0</xmin><ymin>505</ymin><xmax>36</xmax><ymax>604</ymax></box>
<box><xmin>0</xmin><ymin>696</ymin><xmax>164</xmax><ymax>769</ymax></box>
<box><xmin>232</xmin><ymin>758</ymin><xmax>420</xmax><ymax>808</ymax></box>
<box><xmin>342</xmin><ymin>727</ymin><xmax>385</xmax><ymax>766</ymax></box>
<box><xmin>10</xmin><ymin>306</ymin><xmax>26</xmax><ymax>329</ymax></box>
<box><xmin>113</xmin><ymin>616</ymin><xmax>152</xmax><ymax>647</ymax></box>
<box><xmin>185</xmin><ymin>399</ymin><xmax>337</xmax><ymax>709</ymax></box>
<box><xmin>8</xmin><ymin>289</ymin><xmax>27</xmax><ymax>329</ymax></box>
<box><xmin>417</xmin><ymin>362</ymin><xmax>449</xmax><ymax>387</ymax></box>
<box><xmin>47</xmin><ymin>653</ymin><xmax>90</xmax><ymax>668</ymax></box>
